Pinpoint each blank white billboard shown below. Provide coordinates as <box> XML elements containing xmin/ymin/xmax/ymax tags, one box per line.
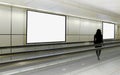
<box><xmin>103</xmin><ymin>22</ymin><xmax>115</xmax><ymax>39</ymax></box>
<box><xmin>27</xmin><ymin>11</ymin><xmax>65</xmax><ymax>43</ymax></box>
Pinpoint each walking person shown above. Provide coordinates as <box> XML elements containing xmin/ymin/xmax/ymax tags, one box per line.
<box><xmin>94</xmin><ymin>29</ymin><xmax>103</xmax><ymax>60</ymax></box>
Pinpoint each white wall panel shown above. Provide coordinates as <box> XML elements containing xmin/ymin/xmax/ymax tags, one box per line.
<box><xmin>80</xmin><ymin>19</ymin><xmax>102</xmax><ymax>35</ymax></box>
<box><xmin>80</xmin><ymin>35</ymin><xmax>93</xmax><ymax>41</ymax></box>
<box><xmin>115</xmin><ymin>25</ymin><xmax>119</xmax><ymax>39</ymax></box>
<box><xmin>0</xmin><ymin>5</ymin><xmax>11</xmax><ymax>34</ymax></box>
<box><xmin>66</xmin><ymin>35</ymin><xmax>80</xmax><ymax>42</ymax></box>
<box><xmin>66</xmin><ymin>16</ymin><xmax>103</xmax><ymax>42</ymax></box>
<box><xmin>66</xmin><ymin>16</ymin><xmax>80</xmax><ymax>34</ymax></box>
<box><xmin>117</xmin><ymin>26</ymin><xmax>120</xmax><ymax>39</ymax></box>
<box><xmin>12</xmin><ymin>35</ymin><xmax>26</xmax><ymax>46</ymax></box>
<box><xmin>12</xmin><ymin>7</ymin><xmax>26</xmax><ymax>34</ymax></box>
<box><xmin>115</xmin><ymin>25</ymin><xmax>118</xmax><ymax>34</ymax></box>
<box><xmin>0</xmin><ymin>35</ymin><xmax>10</xmax><ymax>47</ymax></box>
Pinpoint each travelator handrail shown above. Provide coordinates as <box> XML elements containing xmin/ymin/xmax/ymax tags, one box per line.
<box><xmin>0</xmin><ymin>41</ymin><xmax>90</xmax><ymax>49</ymax></box>
<box><xmin>0</xmin><ymin>42</ymin><xmax>120</xmax><ymax>64</ymax></box>
<box><xmin>0</xmin><ymin>40</ymin><xmax>119</xmax><ymax>49</ymax></box>
<box><xmin>0</xmin><ymin>41</ymin><xmax>120</xmax><ymax>55</ymax></box>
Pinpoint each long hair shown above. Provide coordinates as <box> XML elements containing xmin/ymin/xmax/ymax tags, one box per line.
<box><xmin>94</xmin><ymin>29</ymin><xmax>103</xmax><ymax>44</ymax></box>
<box><xmin>96</xmin><ymin>29</ymin><xmax>102</xmax><ymax>35</ymax></box>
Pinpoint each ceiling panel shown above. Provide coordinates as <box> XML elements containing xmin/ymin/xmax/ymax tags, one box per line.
<box><xmin>0</xmin><ymin>0</ymin><xmax>120</xmax><ymax>23</ymax></box>
<box><xmin>0</xmin><ymin>0</ymin><xmax>120</xmax><ymax>15</ymax></box>
<box><xmin>0</xmin><ymin>0</ymin><xmax>33</xmax><ymax>5</ymax></box>
<box><xmin>67</xmin><ymin>0</ymin><xmax>120</xmax><ymax>14</ymax></box>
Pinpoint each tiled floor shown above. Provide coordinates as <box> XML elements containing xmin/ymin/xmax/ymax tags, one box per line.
<box><xmin>1</xmin><ymin>46</ymin><xmax>120</xmax><ymax>75</ymax></box>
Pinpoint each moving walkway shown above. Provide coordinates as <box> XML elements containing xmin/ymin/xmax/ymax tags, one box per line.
<box><xmin>0</xmin><ymin>40</ymin><xmax>120</xmax><ymax>74</ymax></box>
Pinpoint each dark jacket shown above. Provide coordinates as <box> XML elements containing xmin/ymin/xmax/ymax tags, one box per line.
<box><xmin>94</xmin><ymin>34</ymin><xmax>103</xmax><ymax>44</ymax></box>
<box><xmin>94</xmin><ymin>34</ymin><xmax>103</xmax><ymax>47</ymax></box>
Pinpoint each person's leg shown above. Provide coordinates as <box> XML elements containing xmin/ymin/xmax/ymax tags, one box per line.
<box><xmin>99</xmin><ymin>49</ymin><xmax>101</xmax><ymax>56</ymax></box>
<box><xmin>96</xmin><ymin>50</ymin><xmax>100</xmax><ymax>60</ymax></box>
<box><xmin>96</xmin><ymin>50</ymin><xmax>98</xmax><ymax>56</ymax></box>
<box><xmin>97</xmin><ymin>49</ymin><xmax>101</xmax><ymax>60</ymax></box>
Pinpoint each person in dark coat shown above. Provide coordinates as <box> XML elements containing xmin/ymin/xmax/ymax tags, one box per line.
<box><xmin>94</xmin><ymin>29</ymin><xmax>103</xmax><ymax>60</ymax></box>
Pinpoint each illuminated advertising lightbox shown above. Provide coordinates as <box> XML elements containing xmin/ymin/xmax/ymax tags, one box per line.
<box><xmin>103</xmin><ymin>22</ymin><xmax>115</xmax><ymax>39</ymax></box>
<box><xmin>27</xmin><ymin>11</ymin><xmax>65</xmax><ymax>43</ymax></box>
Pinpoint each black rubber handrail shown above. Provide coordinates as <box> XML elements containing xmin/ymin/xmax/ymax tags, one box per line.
<box><xmin>0</xmin><ymin>41</ymin><xmax>120</xmax><ymax>56</ymax></box>
<box><xmin>0</xmin><ymin>41</ymin><xmax>90</xmax><ymax>49</ymax></box>
<box><xmin>0</xmin><ymin>40</ymin><xmax>119</xmax><ymax>49</ymax></box>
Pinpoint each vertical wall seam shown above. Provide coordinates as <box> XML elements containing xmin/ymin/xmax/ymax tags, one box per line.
<box><xmin>10</xmin><ymin>6</ymin><xmax>12</xmax><ymax>53</ymax></box>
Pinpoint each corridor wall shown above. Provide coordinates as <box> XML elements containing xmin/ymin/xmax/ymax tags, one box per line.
<box><xmin>0</xmin><ymin>5</ymin><xmax>26</xmax><ymax>47</ymax></box>
<box><xmin>66</xmin><ymin>16</ymin><xmax>102</xmax><ymax>42</ymax></box>
<box><xmin>0</xmin><ymin>4</ymin><xmax>119</xmax><ymax>48</ymax></box>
